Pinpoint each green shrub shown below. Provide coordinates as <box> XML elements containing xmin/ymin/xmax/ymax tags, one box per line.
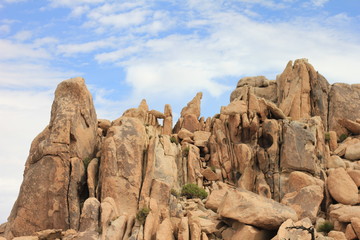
<box><xmin>317</xmin><ymin>220</ymin><xmax>334</xmax><ymax>234</ymax></box>
<box><xmin>170</xmin><ymin>136</ymin><xmax>178</xmax><ymax>144</ymax></box>
<box><xmin>136</xmin><ymin>207</ymin><xmax>150</xmax><ymax>224</ymax></box>
<box><xmin>181</xmin><ymin>183</ymin><xmax>208</xmax><ymax>200</ymax></box>
<box><xmin>170</xmin><ymin>188</ymin><xmax>179</xmax><ymax>197</ymax></box>
<box><xmin>83</xmin><ymin>157</ymin><xmax>92</xmax><ymax>170</ymax></box>
<box><xmin>182</xmin><ymin>146</ymin><xmax>190</xmax><ymax>157</ymax></box>
<box><xmin>324</xmin><ymin>132</ymin><xmax>330</xmax><ymax>142</ymax></box>
<box><xmin>339</xmin><ymin>134</ymin><xmax>348</xmax><ymax>143</ymax></box>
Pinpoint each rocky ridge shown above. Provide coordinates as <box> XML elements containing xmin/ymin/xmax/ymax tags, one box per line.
<box><xmin>1</xmin><ymin>58</ymin><xmax>360</xmax><ymax>240</ymax></box>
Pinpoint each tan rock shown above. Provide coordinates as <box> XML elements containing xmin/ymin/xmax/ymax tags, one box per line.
<box><xmin>98</xmin><ymin>119</ymin><xmax>111</xmax><ymax>134</ymax></box>
<box><xmin>329</xmin><ymin>131</ymin><xmax>338</xmax><ymax>152</ymax></box>
<box><xmin>347</xmin><ymin>169</ymin><xmax>360</xmax><ymax>187</ymax></box>
<box><xmin>163</xmin><ymin>104</ymin><xmax>173</xmax><ymax>135</ymax></box>
<box><xmin>100</xmin><ymin>197</ymin><xmax>119</xmax><ymax>236</ymax></box>
<box><xmin>259</xmin><ymin>98</ymin><xmax>287</xmax><ymax>119</ymax></box>
<box><xmin>156</xmin><ymin>218</ymin><xmax>174</xmax><ymax>240</ymax></box>
<box><xmin>79</xmin><ymin>197</ymin><xmax>100</xmax><ymax>232</ymax></box>
<box><xmin>286</xmin><ymin>171</ymin><xmax>324</xmax><ymax>194</ymax></box>
<box><xmin>281</xmin><ymin>120</ymin><xmax>318</xmax><ymax>173</ymax></box>
<box><xmin>149</xmin><ymin>109</ymin><xmax>165</xmax><ymax>119</ymax></box>
<box><xmin>189</xmin><ymin>217</ymin><xmax>201</xmax><ymax>240</ymax></box>
<box><xmin>231</xmin><ymin>223</ymin><xmax>270</xmax><ymax>240</ymax></box>
<box><xmin>100</xmin><ymin>117</ymin><xmax>146</xmax><ymax>216</ymax></box>
<box><xmin>338</xmin><ymin>118</ymin><xmax>360</xmax><ymax>135</ymax></box>
<box><xmin>182</xmin><ymin>114</ymin><xmax>200</xmax><ymax>133</ymax></box>
<box><xmin>177</xmin><ymin>217</ymin><xmax>189</xmax><ymax>240</ymax></box>
<box><xmin>181</xmin><ymin>92</ymin><xmax>202</xmax><ymax>118</ymax></box>
<box><xmin>6</xmin><ymin>77</ymin><xmax>98</xmax><ymax>238</ymax></box>
<box><xmin>281</xmin><ymin>185</ymin><xmax>323</xmax><ymax>223</ymax></box>
<box><xmin>218</xmin><ymin>188</ymin><xmax>297</xmax><ymax>230</ymax></box>
<box><xmin>200</xmin><ymin>168</ymin><xmax>219</xmax><ymax>181</ymax></box>
<box><xmin>329</xmin><ymin>83</ymin><xmax>360</xmax><ymax>136</ymax></box>
<box><xmin>237</xmin><ymin>76</ymin><xmax>270</xmax><ymax>88</ymax></box>
<box><xmin>12</xmin><ymin>237</ymin><xmax>38</xmax><ymax>240</ymax></box>
<box><xmin>330</xmin><ymin>204</ymin><xmax>360</xmax><ymax>222</ymax></box>
<box><xmin>233</xmin><ymin>143</ymin><xmax>252</xmax><ymax>174</ymax></box>
<box><xmin>220</xmin><ymin>99</ymin><xmax>247</xmax><ymax>115</ymax></box>
<box><xmin>328</xmin><ymin>230</ymin><xmax>347</xmax><ymax>240</ymax></box>
<box><xmin>327</xmin><ymin>155</ymin><xmax>346</xmax><ymax>169</ymax></box>
<box><xmin>193</xmin><ymin>131</ymin><xmax>211</xmax><ymax>147</ymax></box>
<box><xmin>87</xmin><ymin>158</ymin><xmax>99</xmax><ymax>198</ymax></box>
<box><xmin>205</xmin><ymin>183</ymin><xmax>232</xmax><ymax>211</ymax></box>
<box><xmin>345</xmin><ymin>223</ymin><xmax>357</xmax><ymax>240</ymax></box>
<box><xmin>105</xmin><ymin>215</ymin><xmax>128</xmax><ymax>240</ymax></box>
<box><xmin>275</xmin><ymin>218</ymin><xmax>314</xmax><ymax>240</ymax></box>
<box><xmin>345</xmin><ymin>142</ymin><xmax>360</xmax><ymax>160</ymax></box>
<box><xmin>327</xmin><ymin>168</ymin><xmax>358</xmax><ymax>205</ymax></box>
<box><xmin>351</xmin><ymin>217</ymin><xmax>360</xmax><ymax>238</ymax></box>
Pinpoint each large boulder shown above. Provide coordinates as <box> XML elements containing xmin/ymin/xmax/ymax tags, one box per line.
<box><xmin>5</xmin><ymin>77</ymin><xmax>98</xmax><ymax>238</ymax></box>
<box><xmin>327</xmin><ymin>168</ymin><xmax>358</xmax><ymax>205</ymax></box>
<box><xmin>99</xmin><ymin>117</ymin><xmax>146</xmax><ymax>217</ymax></box>
<box><xmin>218</xmin><ymin>188</ymin><xmax>297</xmax><ymax>230</ymax></box>
<box><xmin>328</xmin><ymin>83</ymin><xmax>360</xmax><ymax>136</ymax></box>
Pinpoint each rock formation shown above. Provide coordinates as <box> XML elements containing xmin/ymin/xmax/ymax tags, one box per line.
<box><xmin>1</xmin><ymin>59</ymin><xmax>360</xmax><ymax>240</ymax></box>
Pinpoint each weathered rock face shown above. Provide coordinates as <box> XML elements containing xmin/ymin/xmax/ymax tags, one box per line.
<box><xmin>4</xmin><ymin>59</ymin><xmax>360</xmax><ymax>239</ymax></box>
<box><xmin>329</xmin><ymin>83</ymin><xmax>360</xmax><ymax>136</ymax></box>
<box><xmin>99</xmin><ymin>117</ymin><xmax>146</xmax><ymax>217</ymax></box>
<box><xmin>218</xmin><ymin>188</ymin><xmax>298</xmax><ymax>230</ymax></box>
<box><xmin>5</xmin><ymin>77</ymin><xmax>98</xmax><ymax>238</ymax></box>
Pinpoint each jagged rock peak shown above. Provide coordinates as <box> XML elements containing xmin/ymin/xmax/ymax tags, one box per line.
<box><xmin>180</xmin><ymin>92</ymin><xmax>202</xmax><ymax>118</ymax></box>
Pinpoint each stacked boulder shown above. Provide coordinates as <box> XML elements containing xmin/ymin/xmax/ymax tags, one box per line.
<box><xmin>1</xmin><ymin>59</ymin><xmax>360</xmax><ymax>240</ymax></box>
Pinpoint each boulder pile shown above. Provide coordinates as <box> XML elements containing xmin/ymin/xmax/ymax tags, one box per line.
<box><xmin>1</xmin><ymin>59</ymin><xmax>360</xmax><ymax>240</ymax></box>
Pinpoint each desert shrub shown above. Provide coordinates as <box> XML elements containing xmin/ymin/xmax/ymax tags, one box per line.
<box><xmin>181</xmin><ymin>183</ymin><xmax>208</xmax><ymax>200</ymax></box>
<box><xmin>324</xmin><ymin>132</ymin><xmax>330</xmax><ymax>142</ymax></box>
<box><xmin>170</xmin><ymin>136</ymin><xmax>178</xmax><ymax>144</ymax></box>
<box><xmin>83</xmin><ymin>157</ymin><xmax>92</xmax><ymax>169</ymax></box>
<box><xmin>317</xmin><ymin>220</ymin><xmax>334</xmax><ymax>234</ymax></box>
<box><xmin>182</xmin><ymin>146</ymin><xmax>190</xmax><ymax>157</ymax></box>
<box><xmin>136</xmin><ymin>207</ymin><xmax>150</xmax><ymax>224</ymax></box>
<box><xmin>170</xmin><ymin>188</ymin><xmax>179</xmax><ymax>197</ymax></box>
<box><xmin>339</xmin><ymin>134</ymin><xmax>348</xmax><ymax>143</ymax></box>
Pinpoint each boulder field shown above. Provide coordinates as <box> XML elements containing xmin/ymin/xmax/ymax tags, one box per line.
<box><xmin>1</xmin><ymin>59</ymin><xmax>360</xmax><ymax>240</ymax></box>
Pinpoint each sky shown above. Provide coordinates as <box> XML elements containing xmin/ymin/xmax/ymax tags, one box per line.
<box><xmin>0</xmin><ymin>0</ymin><xmax>360</xmax><ymax>223</ymax></box>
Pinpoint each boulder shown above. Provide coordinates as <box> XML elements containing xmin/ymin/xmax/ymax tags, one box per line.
<box><xmin>200</xmin><ymin>168</ymin><xmax>219</xmax><ymax>181</ymax></box>
<box><xmin>328</xmin><ymin>83</ymin><xmax>360</xmax><ymax>136</ymax></box>
<box><xmin>218</xmin><ymin>188</ymin><xmax>297</xmax><ymax>230</ymax></box>
<box><xmin>5</xmin><ymin>77</ymin><xmax>98</xmax><ymax>238</ymax></box>
<box><xmin>156</xmin><ymin>218</ymin><xmax>174</xmax><ymax>240</ymax></box>
<box><xmin>220</xmin><ymin>99</ymin><xmax>247</xmax><ymax>115</ymax></box>
<box><xmin>351</xmin><ymin>217</ymin><xmax>360</xmax><ymax>238</ymax></box>
<box><xmin>281</xmin><ymin>120</ymin><xmax>318</xmax><ymax>173</ymax></box>
<box><xmin>345</xmin><ymin>142</ymin><xmax>360</xmax><ymax>160</ymax></box>
<box><xmin>328</xmin><ymin>231</ymin><xmax>347</xmax><ymax>240</ymax></box>
<box><xmin>231</xmin><ymin>223</ymin><xmax>270</xmax><ymax>240</ymax></box>
<box><xmin>100</xmin><ymin>117</ymin><xmax>146</xmax><ymax>216</ymax></box>
<box><xmin>79</xmin><ymin>197</ymin><xmax>100</xmax><ymax>232</ymax></box>
<box><xmin>347</xmin><ymin>169</ymin><xmax>360</xmax><ymax>187</ymax></box>
<box><xmin>181</xmin><ymin>92</ymin><xmax>202</xmax><ymax>118</ymax></box>
<box><xmin>105</xmin><ymin>215</ymin><xmax>127</xmax><ymax>240</ymax></box>
<box><xmin>274</xmin><ymin>218</ymin><xmax>314</xmax><ymax>240</ymax></box>
<box><xmin>281</xmin><ymin>185</ymin><xmax>323</xmax><ymax>223</ymax></box>
<box><xmin>326</xmin><ymin>155</ymin><xmax>346</xmax><ymax>169</ymax></box>
<box><xmin>329</xmin><ymin>204</ymin><xmax>360</xmax><ymax>222</ymax></box>
<box><xmin>327</xmin><ymin>168</ymin><xmax>358</xmax><ymax>205</ymax></box>
<box><xmin>205</xmin><ymin>183</ymin><xmax>232</xmax><ymax>211</ymax></box>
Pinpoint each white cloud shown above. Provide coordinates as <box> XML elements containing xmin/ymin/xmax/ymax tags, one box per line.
<box><xmin>13</xmin><ymin>30</ymin><xmax>33</xmax><ymax>42</ymax></box>
<box><xmin>57</xmin><ymin>37</ymin><xmax>117</xmax><ymax>56</ymax></box>
<box><xmin>87</xmin><ymin>8</ymin><xmax>149</xmax><ymax>29</ymax></box>
<box><xmin>0</xmin><ymin>24</ymin><xmax>9</xmax><ymax>34</ymax></box>
<box><xmin>0</xmin><ymin>39</ymin><xmax>50</xmax><ymax>60</ymax></box>
<box><xmin>310</xmin><ymin>0</ymin><xmax>329</xmax><ymax>7</ymax></box>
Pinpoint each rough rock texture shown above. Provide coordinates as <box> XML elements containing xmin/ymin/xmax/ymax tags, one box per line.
<box><xmin>327</xmin><ymin>168</ymin><xmax>358</xmax><ymax>205</ymax></box>
<box><xmin>5</xmin><ymin>59</ymin><xmax>360</xmax><ymax>239</ymax></box>
<box><xmin>5</xmin><ymin>77</ymin><xmax>98</xmax><ymax>238</ymax></box>
<box><xmin>218</xmin><ymin>188</ymin><xmax>298</xmax><ymax>230</ymax></box>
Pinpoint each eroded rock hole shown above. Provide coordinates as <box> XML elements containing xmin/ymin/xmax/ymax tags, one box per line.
<box><xmin>258</xmin><ymin>133</ymin><xmax>274</xmax><ymax>149</ymax></box>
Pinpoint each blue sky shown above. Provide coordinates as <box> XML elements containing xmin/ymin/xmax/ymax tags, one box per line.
<box><xmin>0</xmin><ymin>0</ymin><xmax>360</xmax><ymax>222</ymax></box>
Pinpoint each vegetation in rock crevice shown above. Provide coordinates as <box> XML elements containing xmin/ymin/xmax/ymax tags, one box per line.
<box><xmin>181</xmin><ymin>183</ymin><xmax>208</xmax><ymax>200</ymax></box>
